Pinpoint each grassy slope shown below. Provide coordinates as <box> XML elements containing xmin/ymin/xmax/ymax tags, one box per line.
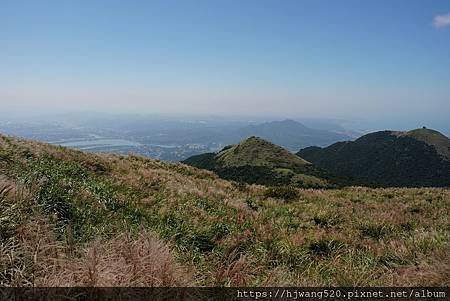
<box><xmin>185</xmin><ymin>137</ymin><xmax>331</xmax><ymax>188</ymax></box>
<box><xmin>216</xmin><ymin>136</ymin><xmax>310</xmax><ymax>167</ymax></box>
<box><xmin>395</xmin><ymin>128</ymin><xmax>450</xmax><ymax>159</ymax></box>
<box><xmin>1</xmin><ymin>134</ymin><xmax>449</xmax><ymax>286</ymax></box>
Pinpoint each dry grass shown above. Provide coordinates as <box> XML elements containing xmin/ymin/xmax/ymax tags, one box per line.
<box><xmin>1</xmin><ymin>134</ymin><xmax>449</xmax><ymax>287</ymax></box>
<box><xmin>1</xmin><ymin>212</ymin><xmax>62</xmax><ymax>286</ymax></box>
<box><xmin>0</xmin><ymin>168</ymin><xmax>191</xmax><ymax>287</ymax></box>
<box><xmin>38</xmin><ymin>230</ymin><xmax>192</xmax><ymax>287</ymax></box>
<box><xmin>2</xmin><ymin>211</ymin><xmax>190</xmax><ymax>287</ymax></box>
<box><xmin>213</xmin><ymin>252</ymin><xmax>260</xmax><ymax>286</ymax></box>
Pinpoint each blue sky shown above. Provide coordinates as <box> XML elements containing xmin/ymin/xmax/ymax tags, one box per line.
<box><xmin>1</xmin><ymin>0</ymin><xmax>449</xmax><ymax>130</ymax></box>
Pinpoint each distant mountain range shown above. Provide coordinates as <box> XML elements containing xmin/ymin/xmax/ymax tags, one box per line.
<box><xmin>235</xmin><ymin>119</ymin><xmax>351</xmax><ymax>151</ymax></box>
<box><xmin>0</xmin><ymin>114</ymin><xmax>354</xmax><ymax>161</ymax></box>
<box><xmin>136</xmin><ymin>119</ymin><xmax>353</xmax><ymax>152</ymax></box>
<box><xmin>0</xmin><ymin>117</ymin><xmax>353</xmax><ymax>161</ymax></box>
<box><xmin>298</xmin><ymin>128</ymin><xmax>450</xmax><ymax>187</ymax></box>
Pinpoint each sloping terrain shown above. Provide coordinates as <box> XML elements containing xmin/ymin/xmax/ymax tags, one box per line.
<box><xmin>393</xmin><ymin>128</ymin><xmax>450</xmax><ymax>159</ymax></box>
<box><xmin>298</xmin><ymin>128</ymin><xmax>450</xmax><ymax>187</ymax></box>
<box><xmin>1</xmin><ymin>134</ymin><xmax>449</xmax><ymax>286</ymax></box>
<box><xmin>184</xmin><ymin>136</ymin><xmax>332</xmax><ymax>188</ymax></box>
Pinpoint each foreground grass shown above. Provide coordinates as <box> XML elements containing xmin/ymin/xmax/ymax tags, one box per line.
<box><xmin>1</xmin><ymin>134</ymin><xmax>449</xmax><ymax>286</ymax></box>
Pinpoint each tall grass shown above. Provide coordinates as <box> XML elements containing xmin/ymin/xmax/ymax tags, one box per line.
<box><xmin>1</xmin><ymin>134</ymin><xmax>449</xmax><ymax>286</ymax></box>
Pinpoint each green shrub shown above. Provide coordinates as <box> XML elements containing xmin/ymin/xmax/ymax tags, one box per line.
<box><xmin>264</xmin><ymin>186</ymin><xmax>299</xmax><ymax>201</ymax></box>
<box><xmin>269</xmin><ymin>240</ymin><xmax>309</xmax><ymax>268</ymax></box>
<box><xmin>407</xmin><ymin>205</ymin><xmax>422</xmax><ymax>214</ymax></box>
<box><xmin>378</xmin><ymin>252</ymin><xmax>409</xmax><ymax>267</ymax></box>
<box><xmin>232</xmin><ymin>181</ymin><xmax>248</xmax><ymax>192</ymax></box>
<box><xmin>211</xmin><ymin>223</ymin><xmax>232</xmax><ymax>240</ymax></box>
<box><xmin>188</xmin><ymin>232</ymin><xmax>216</xmax><ymax>253</ymax></box>
<box><xmin>0</xmin><ymin>149</ymin><xmax>11</xmax><ymax>162</ymax></box>
<box><xmin>312</xmin><ymin>212</ymin><xmax>342</xmax><ymax>228</ymax></box>
<box><xmin>245</xmin><ymin>197</ymin><xmax>258</xmax><ymax>210</ymax></box>
<box><xmin>308</xmin><ymin>239</ymin><xmax>344</xmax><ymax>257</ymax></box>
<box><xmin>0</xmin><ymin>186</ymin><xmax>19</xmax><ymax>240</ymax></box>
<box><xmin>400</xmin><ymin>221</ymin><xmax>415</xmax><ymax>231</ymax></box>
<box><xmin>359</xmin><ymin>222</ymin><xmax>394</xmax><ymax>240</ymax></box>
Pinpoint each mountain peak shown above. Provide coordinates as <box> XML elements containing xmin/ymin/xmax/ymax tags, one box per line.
<box><xmin>184</xmin><ymin>136</ymin><xmax>332</xmax><ymax>188</ymax></box>
<box><xmin>217</xmin><ymin>136</ymin><xmax>310</xmax><ymax>167</ymax></box>
<box><xmin>394</xmin><ymin>127</ymin><xmax>446</xmax><ymax>138</ymax></box>
<box><xmin>393</xmin><ymin>128</ymin><xmax>450</xmax><ymax>159</ymax></box>
<box><xmin>298</xmin><ymin>128</ymin><xmax>450</xmax><ymax>187</ymax></box>
<box><xmin>255</xmin><ymin>119</ymin><xmax>308</xmax><ymax>128</ymax></box>
<box><xmin>243</xmin><ymin>135</ymin><xmax>266</xmax><ymax>142</ymax></box>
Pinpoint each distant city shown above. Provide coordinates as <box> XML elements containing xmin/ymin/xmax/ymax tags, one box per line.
<box><xmin>0</xmin><ymin>113</ymin><xmax>362</xmax><ymax>161</ymax></box>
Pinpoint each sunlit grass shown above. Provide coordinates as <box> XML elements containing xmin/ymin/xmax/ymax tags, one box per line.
<box><xmin>1</xmin><ymin>134</ymin><xmax>449</xmax><ymax>286</ymax></box>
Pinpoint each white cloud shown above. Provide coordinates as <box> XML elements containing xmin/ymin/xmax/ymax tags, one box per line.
<box><xmin>433</xmin><ymin>13</ymin><xmax>450</xmax><ymax>28</ymax></box>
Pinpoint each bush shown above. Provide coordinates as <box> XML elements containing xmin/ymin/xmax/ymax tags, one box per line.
<box><xmin>313</xmin><ymin>212</ymin><xmax>342</xmax><ymax>228</ymax></box>
<box><xmin>0</xmin><ymin>185</ymin><xmax>16</xmax><ymax>240</ymax></box>
<box><xmin>245</xmin><ymin>197</ymin><xmax>258</xmax><ymax>210</ymax></box>
<box><xmin>264</xmin><ymin>186</ymin><xmax>299</xmax><ymax>201</ymax></box>
<box><xmin>188</xmin><ymin>233</ymin><xmax>216</xmax><ymax>253</ymax></box>
<box><xmin>232</xmin><ymin>181</ymin><xmax>248</xmax><ymax>192</ymax></box>
<box><xmin>308</xmin><ymin>239</ymin><xmax>344</xmax><ymax>257</ymax></box>
<box><xmin>359</xmin><ymin>222</ymin><xmax>394</xmax><ymax>240</ymax></box>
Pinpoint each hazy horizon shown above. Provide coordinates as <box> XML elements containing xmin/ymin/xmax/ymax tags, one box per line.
<box><xmin>1</xmin><ymin>1</ymin><xmax>449</xmax><ymax>133</ymax></box>
<box><xmin>1</xmin><ymin>110</ymin><xmax>449</xmax><ymax>137</ymax></box>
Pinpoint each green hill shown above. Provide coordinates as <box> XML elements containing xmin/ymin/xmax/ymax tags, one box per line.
<box><xmin>184</xmin><ymin>136</ymin><xmax>332</xmax><ymax>188</ymax></box>
<box><xmin>1</xmin><ymin>133</ymin><xmax>449</xmax><ymax>287</ymax></box>
<box><xmin>298</xmin><ymin>128</ymin><xmax>450</xmax><ymax>187</ymax></box>
<box><xmin>394</xmin><ymin>128</ymin><xmax>450</xmax><ymax>159</ymax></box>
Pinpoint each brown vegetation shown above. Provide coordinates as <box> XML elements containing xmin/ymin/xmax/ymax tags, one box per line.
<box><xmin>1</xmin><ymin>134</ymin><xmax>449</xmax><ymax>287</ymax></box>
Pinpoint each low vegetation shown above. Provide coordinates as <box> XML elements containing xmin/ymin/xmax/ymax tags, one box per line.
<box><xmin>1</xmin><ymin>134</ymin><xmax>449</xmax><ymax>286</ymax></box>
<box><xmin>263</xmin><ymin>186</ymin><xmax>299</xmax><ymax>201</ymax></box>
